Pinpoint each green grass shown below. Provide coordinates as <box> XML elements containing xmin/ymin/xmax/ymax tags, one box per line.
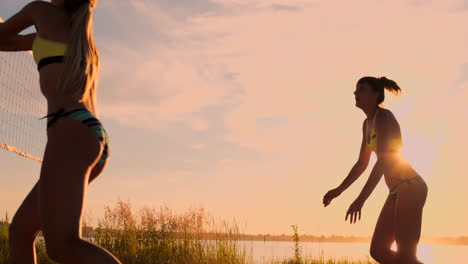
<box><xmin>0</xmin><ymin>225</ymin><xmax>8</xmax><ymax>264</ymax></box>
<box><xmin>0</xmin><ymin>201</ymin><xmax>376</xmax><ymax>264</ymax></box>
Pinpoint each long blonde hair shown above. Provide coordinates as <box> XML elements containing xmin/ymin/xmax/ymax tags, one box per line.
<box><xmin>58</xmin><ymin>0</ymin><xmax>99</xmax><ymax>114</ymax></box>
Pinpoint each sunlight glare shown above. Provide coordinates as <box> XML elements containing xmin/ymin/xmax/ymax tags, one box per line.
<box><xmin>400</xmin><ymin>129</ymin><xmax>438</xmax><ymax>180</ymax></box>
<box><xmin>417</xmin><ymin>244</ymin><xmax>434</xmax><ymax>263</ymax></box>
<box><xmin>390</xmin><ymin>242</ymin><xmax>434</xmax><ymax>263</ymax></box>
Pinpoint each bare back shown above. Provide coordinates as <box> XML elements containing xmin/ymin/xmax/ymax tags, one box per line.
<box><xmin>32</xmin><ymin>2</ymin><xmax>93</xmax><ymax>114</ymax></box>
<box><xmin>373</xmin><ymin>108</ymin><xmax>418</xmax><ymax>188</ymax></box>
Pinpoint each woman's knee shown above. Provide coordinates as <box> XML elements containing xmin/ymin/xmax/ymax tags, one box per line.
<box><xmin>8</xmin><ymin>221</ymin><xmax>37</xmax><ymax>245</ymax></box>
<box><xmin>44</xmin><ymin>234</ymin><xmax>81</xmax><ymax>262</ymax></box>
<box><xmin>370</xmin><ymin>243</ymin><xmax>393</xmax><ymax>262</ymax></box>
<box><xmin>8</xmin><ymin>224</ymin><xmax>20</xmax><ymax>247</ymax></box>
<box><xmin>369</xmin><ymin>247</ymin><xmax>382</xmax><ymax>262</ymax></box>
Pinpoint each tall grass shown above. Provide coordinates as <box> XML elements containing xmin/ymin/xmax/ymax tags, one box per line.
<box><xmin>0</xmin><ymin>201</ymin><xmax>376</xmax><ymax>264</ymax></box>
<box><xmin>0</xmin><ymin>220</ymin><xmax>8</xmax><ymax>264</ymax></box>
<box><xmin>92</xmin><ymin>200</ymin><xmax>249</xmax><ymax>264</ymax></box>
<box><xmin>291</xmin><ymin>224</ymin><xmax>302</xmax><ymax>264</ymax></box>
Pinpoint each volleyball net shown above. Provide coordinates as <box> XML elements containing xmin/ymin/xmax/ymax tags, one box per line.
<box><xmin>0</xmin><ymin>17</ymin><xmax>47</xmax><ymax>162</ymax></box>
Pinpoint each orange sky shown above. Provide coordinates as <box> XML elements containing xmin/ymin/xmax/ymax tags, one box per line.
<box><xmin>1</xmin><ymin>0</ymin><xmax>467</xmax><ymax>237</ymax></box>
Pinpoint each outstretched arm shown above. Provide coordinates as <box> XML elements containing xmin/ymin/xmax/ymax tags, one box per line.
<box><xmin>0</xmin><ymin>2</ymin><xmax>40</xmax><ymax>39</ymax></box>
<box><xmin>346</xmin><ymin>110</ymin><xmax>400</xmax><ymax>223</ymax></box>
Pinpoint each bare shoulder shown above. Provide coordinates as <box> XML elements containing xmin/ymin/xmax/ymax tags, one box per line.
<box><xmin>30</xmin><ymin>1</ymin><xmax>69</xmax><ymax>38</ymax></box>
<box><xmin>0</xmin><ymin>1</ymin><xmax>48</xmax><ymax>36</ymax></box>
<box><xmin>23</xmin><ymin>1</ymin><xmax>50</xmax><ymax>13</ymax></box>
<box><xmin>16</xmin><ymin>1</ymin><xmax>53</xmax><ymax>22</ymax></box>
<box><xmin>376</xmin><ymin>108</ymin><xmax>400</xmax><ymax>129</ymax></box>
<box><xmin>377</xmin><ymin>108</ymin><xmax>396</xmax><ymax>120</ymax></box>
<box><xmin>29</xmin><ymin>1</ymin><xmax>66</xmax><ymax>18</ymax></box>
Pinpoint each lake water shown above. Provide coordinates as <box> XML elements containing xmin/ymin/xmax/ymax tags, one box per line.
<box><xmin>240</xmin><ymin>241</ymin><xmax>468</xmax><ymax>263</ymax></box>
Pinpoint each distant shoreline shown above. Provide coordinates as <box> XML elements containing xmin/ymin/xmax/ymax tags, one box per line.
<box><xmin>1</xmin><ymin>221</ymin><xmax>467</xmax><ymax>246</ymax></box>
<box><xmin>236</xmin><ymin>234</ymin><xmax>468</xmax><ymax>246</ymax></box>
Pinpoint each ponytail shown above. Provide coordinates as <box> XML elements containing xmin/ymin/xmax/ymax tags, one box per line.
<box><xmin>379</xmin><ymin>76</ymin><xmax>401</xmax><ymax>96</ymax></box>
<box><xmin>357</xmin><ymin>76</ymin><xmax>402</xmax><ymax>105</ymax></box>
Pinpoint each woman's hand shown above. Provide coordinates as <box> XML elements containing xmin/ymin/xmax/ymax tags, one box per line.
<box><xmin>323</xmin><ymin>188</ymin><xmax>342</xmax><ymax>207</ymax></box>
<box><xmin>345</xmin><ymin>198</ymin><xmax>364</xmax><ymax>224</ymax></box>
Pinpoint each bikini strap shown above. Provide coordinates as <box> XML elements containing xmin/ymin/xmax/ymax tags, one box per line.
<box><xmin>366</xmin><ymin>108</ymin><xmax>380</xmax><ymax>143</ymax></box>
<box><xmin>40</xmin><ymin>108</ymin><xmax>88</xmax><ymax>119</ymax></box>
<box><xmin>40</xmin><ymin>108</ymin><xmax>88</xmax><ymax>128</ymax></box>
<box><xmin>372</xmin><ymin>107</ymin><xmax>379</xmax><ymax>129</ymax></box>
<box><xmin>41</xmin><ymin>108</ymin><xmax>64</xmax><ymax>119</ymax></box>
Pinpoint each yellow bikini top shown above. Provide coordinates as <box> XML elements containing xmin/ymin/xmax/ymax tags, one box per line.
<box><xmin>32</xmin><ymin>35</ymin><xmax>67</xmax><ymax>70</ymax></box>
<box><xmin>367</xmin><ymin>108</ymin><xmax>402</xmax><ymax>153</ymax></box>
<box><xmin>368</xmin><ymin>126</ymin><xmax>378</xmax><ymax>152</ymax></box>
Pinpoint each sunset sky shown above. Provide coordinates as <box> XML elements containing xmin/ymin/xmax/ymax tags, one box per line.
<box><xmin>1</xmin><ymin>0</ymin><xmax>467</xmax><ymax>238</ymax></box>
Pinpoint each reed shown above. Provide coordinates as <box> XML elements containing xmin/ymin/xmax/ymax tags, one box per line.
<box><xmin>90</xmin><ymin>200</ymin><xmax>249</xmax><ymax>264</ymax></box>
<box><xmin>0</xmin><ymin>202</ymin><xmax>376</xmax><ymax>264</ymax></box>
<box><xmin>0</xmin><ymin>221</ymin><xmax>8</xmax><ymax>264</ymax></box>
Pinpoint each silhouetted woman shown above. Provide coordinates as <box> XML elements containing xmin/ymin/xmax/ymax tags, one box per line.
<box><xmin>0</xmin><ymin>0</ymin><xmax>121</xmax><ymax>263</ymax></box>
<box><xmin>323</xmin><ymin>77</ymin><xmax>428</xmax><ymax>264</ymax></box>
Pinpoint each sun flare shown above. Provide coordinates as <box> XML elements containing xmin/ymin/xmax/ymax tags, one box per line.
<box><xmin>400</xmin><ymin>128</ymin><xmax>439</xmax><ymax>180</ymax></box>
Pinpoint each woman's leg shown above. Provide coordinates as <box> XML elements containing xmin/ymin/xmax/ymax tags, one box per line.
<box><xmin>8</xmin><ymin>182</ymin><xmax>41</xmax><ymax>264</ymax></box>
<box><xmin>39</xmin><ymin>117</ymin><xmax>120</xmax><ymax>264</ymax></box>
<box><xmin>370</xmin><ymin>194</ymin><xmax>398</xmax><ymax>263</ymax></box>
<box><xmin>394</xmin><ymin>177</ymin><xmax>428</xmax><ymax>264</ymax></box>
<box><xmin>8</xmin><ymin>146</ymin><xmax>108</xmax><ymax>264</ymax></box>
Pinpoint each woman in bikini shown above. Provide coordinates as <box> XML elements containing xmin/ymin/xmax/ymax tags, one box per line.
<box><xmin>323</xmin><ymin>77</ymin><xmax>428</xmax><ymax>264</ymax></box>
<box><xmin>0</xmin><ymin>0</ymin><xmax>121</xmax><ymax>263</ymax></box>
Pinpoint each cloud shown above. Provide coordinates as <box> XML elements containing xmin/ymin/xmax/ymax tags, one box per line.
<box><xmin>450</xmin><ymin>63</ymin><xmax>468</xmax><ymax>93</ymax></box>
<box><xmin>95</xmin><ymin>0</ymin><xmax>468</xmax><ymax>158</ymax></box>
<box><xmin>95</xmin><ymin>0</ymin><xmax>244</xmax><ymax>132</ymax></box>
<box><xmin>96</xmin><ymin>0</ymin><xmax>312</xmax><ymax>134</ymax></box>
<box><xmin>271</xmin><ymin>4</ymin><xmax>303</xmax><ymax>12</ymax></box>
<box><xmin>9</xmin><ymin>0</ymin><xmax>467</xmax><ymax>156</ymax></box>
<box><xmin>408</xmin><ymin>0</ymin><xmax>432</xmax><ymax>7</ymax></box>
<box><xmin>454</xmin><ymin>0</ymin><xmax>468</xmax><ymax>10</ymax></box>
<box><xmin>151</xmin><ymin>0</ymin><xmax>221</xmax><ymax>18</ymax></box>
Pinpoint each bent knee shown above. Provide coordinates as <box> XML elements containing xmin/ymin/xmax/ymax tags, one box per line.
<box><xmin>370</xmin><ymin>245</ymin><xmax>393</xmax><ymax>262</ymax></box>
<box><xmin>8</xmin><ymin>225</ymin><xmax>19</xmax><ymax>245</ymax></box>
<box><xmin>8</xmin><ymin>222</ymin><xmax>18</xmax><ymax>238</ymax></box>
<box><xmin>370</xmin><ymin>249</ymin><xmax>385</xmax><ymax>262</ymax></box>
<box><xmin>44</xmin><ymin>234</ymin><xmax>81</xmax><ymax>262</ymax></box>
<box><xmin>8</xmin><ymin>222</ymin><xmax>37</xmax><ymax>243</ymax></box>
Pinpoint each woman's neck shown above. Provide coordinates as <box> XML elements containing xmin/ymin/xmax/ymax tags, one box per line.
<box><xmin>364</xmin><ymin>106</ymin><xmax>380</xmax><ymax>120</ymax></box>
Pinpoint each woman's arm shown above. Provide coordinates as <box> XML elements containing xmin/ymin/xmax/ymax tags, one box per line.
<box><xmin>345</xmin><ymin>110</ymin><xmax>400</xmax><ymax>223</ymax></box>
<box><xmin>0</xmin><ymin>1</ymin><xmax>41</xmax><ymax>39</ymax></box>
<box><xmin>336</xmin><ymin>119</ymin><xmax>372</xmax><ymax>193</ymax></box>
<box><xmin>323</xmin><ymin>120</ymin><xmax>372</xmax><ymax>207</ymax></box>
<box><xmin>0</xmin><ymin>33</ymin><xmax>36</xmax><ymax>51</ymax></box>
<box><xmin>354</xmin><ymin>157</ymin><xmax>385</xmax><ymax>203</ymax></box>
<box><xmin>356</xmin><ymin>111</ymin><xmax>397</xmax><ymax>200</ymax></box>
<box><xmin>345</xmin><ymin>158</ymin><xmax>384</xmax><ymax>223</ymax></box>
<box><xmin>355</xmin><ymin>111</ymin><xmax>400</xmax><ymax>201</ymax></box>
